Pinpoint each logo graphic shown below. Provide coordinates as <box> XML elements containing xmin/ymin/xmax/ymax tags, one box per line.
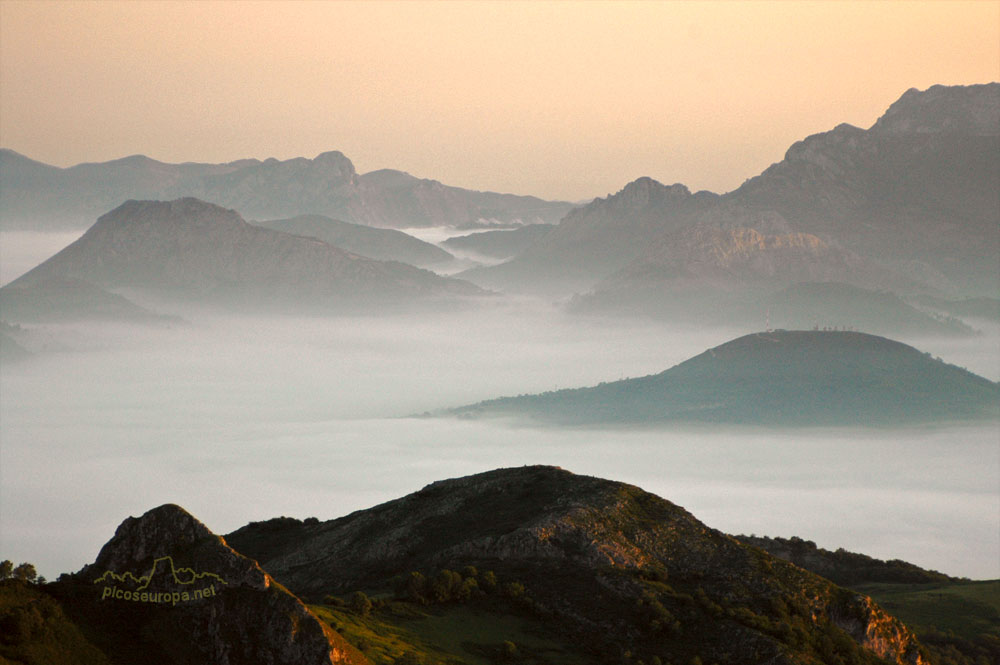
<box><xmin>94</xmin><ymin>556</ymin><xmax>227</xmax><ymax>605</ymax></box>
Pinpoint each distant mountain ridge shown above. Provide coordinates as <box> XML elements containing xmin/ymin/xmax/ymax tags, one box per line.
<box><xmin>445</xmin><ymin>330</ymin><xmax>999</xmax><ymax>426</ymax></box>
<box><xmin>3</xmin><ymin>198</ymin><xmax>482</xmax><ymax>314</ymax></box>
<box><xmin>463</xmin><ymin>83</ymin><xmax>999</xmax><ymax>298</ymax></box>
<box><xmin>254</xmin><ymin>214</ymin><xmax>454</xmax><ymax>267</ymax></box>
<box><xmin>0</xmin><ymin>149</ymin><xmax>574</xmax><ymax>230</ymax></box>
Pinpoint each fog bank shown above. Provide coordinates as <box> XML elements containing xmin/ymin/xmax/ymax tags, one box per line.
<box><xmin>2</xmin><ymin>304</ymin><xmax>997</xmax><ymax>581</ymax></box>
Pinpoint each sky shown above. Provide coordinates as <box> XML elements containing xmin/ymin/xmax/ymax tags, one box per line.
<box><xmin>1</xmin><ymin>1</ymin><xmax>998</xmax><ymax>201</ymax></box>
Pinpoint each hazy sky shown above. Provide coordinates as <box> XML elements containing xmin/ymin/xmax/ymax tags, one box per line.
<box><xmin>1</xmin><ymin>1</ymin><xmax>997</xmax><ymax>200</ymax></box>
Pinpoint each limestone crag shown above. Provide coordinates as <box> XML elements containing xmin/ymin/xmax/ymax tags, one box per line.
<box><xmin>73</xmin><ymin>504</ymin><xmax>368</xmax><ymax>665</ymax></box>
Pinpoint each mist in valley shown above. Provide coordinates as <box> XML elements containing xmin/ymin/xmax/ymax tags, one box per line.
<box><xmin>2</xmin><ymin>244</ymin><xmax>997</xmax><ymax>584</ymax></box>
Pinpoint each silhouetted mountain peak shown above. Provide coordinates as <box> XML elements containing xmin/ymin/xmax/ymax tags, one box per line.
<box><xmin>87</xmin><ymin>197</ymin><xmax>248</xmax><ymax>238</ymax></box>
<box><xmin>871</xmin><ymin>82</ymin><xmax>1000</xmax><ymax>135</ymax></box>
<box><xmin>609</xmin><ymin>177</ymin><xmax>692</xmax><ymax>210</ymax></box>
<box><xmin>312</xmin><ymin>150</ymin><xmax>357</xmax><ymax>176</ymax></box>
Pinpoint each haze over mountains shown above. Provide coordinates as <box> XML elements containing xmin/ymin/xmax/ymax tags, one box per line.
<box><xmin>1</xmin><ymin>82</ymin><xmax>998</xmax><ymax>665</ymax></box>
<box><xmin>255</xmin><ymin>214</ymin><xmax>454</xmax><ymax>268</ymax></box>
<box><xmin>464</xmin><ymin>83</ymin><xmax>999</xmax><ymax>301</ymax></box>
<box><xmin>0</xmin><ymin>149</ymin><xmax>574</xmax><ymax>231</ymax></box>
<box><xmin>447</xmin><ymin>330</ymin><xmax>1000</xmax><ymax>426</ymax></box>
<box><xmin>1</xmin><ymin>198</ymin><xmax>482</xmax><ymax>316</ymax></box>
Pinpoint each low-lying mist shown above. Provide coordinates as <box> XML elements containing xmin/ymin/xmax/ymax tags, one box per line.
<box><xmin>1</xmin><ymin>232</ymin><xmax>998</xmax><ymax>582</ymax></box>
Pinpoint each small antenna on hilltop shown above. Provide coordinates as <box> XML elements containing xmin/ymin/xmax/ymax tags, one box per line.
<box><xmin>765</xmin><ymin>307</ymin><xmax>772</xmax><ymax>332</ymax></box>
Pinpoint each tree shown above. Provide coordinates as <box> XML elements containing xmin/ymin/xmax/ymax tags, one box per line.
<box><xmin>349</xmin><ymin>591</ymin><xmax>372</xmax><ymax>616</ymax></box>
<box><xmin>403</xmin><ymin>571</ymin><xmax>427</xmax><ymax>604</ymax></box>
<box><xmin>12</xmin><ymin>562</ymin><xmax>36</xmax><ymax>583</ymax></box>
<box><xmin>0</xmin><ymin>560</ymin><xmax>12</xmax><ymax>580</ymax></box>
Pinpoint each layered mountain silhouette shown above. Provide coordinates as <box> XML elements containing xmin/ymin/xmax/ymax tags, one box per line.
<box><xmin>0</xmin><ymin>149</ymin><xmax>573</xmax><ymax>230</ymax></box>
<box><xmin>442</xmin><ymin>223</ymin><xmax>555</xmax><ymax>261</ymax></box>
<box><xmin>463</xmin><ymin>83</ymin><xmax>999</xmax><ymax>300</ymax></box>
<box><xmin>754</xmin><ymin>282</ymin><xmax>975</xmax><ymax>337</ymax></box>
<box><xmin>0</xmin><ymin>277</ymin><xmax>177</xmax><ymax>324</ymax></box>
<box><xmin>3</xmin><ymin>198</ymin><xmax>482</xmax><ymax>314</ymax></box>
<box><xmin>226</xmin><ymin>465</ymin><xmax>927</xmax><ymax>664</ymax></box>
<box><xmin>444</xmin><ymin>330</ymin><xmax>999</xmax><ymax>426</ymax></box>
<box><xmin>255</xmin><ymin>214</ymin><xmax>453</xmax><ymax>267</ymax></box>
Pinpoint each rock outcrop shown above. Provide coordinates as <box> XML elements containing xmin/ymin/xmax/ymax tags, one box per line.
<box><xmin>54</xmin><ymin>504</ymin><xmax>369</xmax><ymax>665</ymax></box>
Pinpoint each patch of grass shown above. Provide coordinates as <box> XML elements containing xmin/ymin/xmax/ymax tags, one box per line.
<box><xmin>310</xmin><ymin>600</ymin><xmax>587</xmax><ymax>665</ymax></box>
<box><xmin>854</xmin><ymin>580</ymin><xmax>1000</xmax><ymax>641</ymax></box>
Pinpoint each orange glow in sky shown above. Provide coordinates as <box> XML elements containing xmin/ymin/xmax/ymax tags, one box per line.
<box><xmin>1</xmin><ymin>1</ymin><xmax>997</xmax><ymax>200</ymax></box>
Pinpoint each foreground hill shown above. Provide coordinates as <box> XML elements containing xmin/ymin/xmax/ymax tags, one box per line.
<box><xmin>255</xmin><ymin>214</ymin><xmax>453</xmax><ymax>267</ymax></box>
<box><xmin>4</xmin><ymin>198</ymin><xmax>482</xmax><ymax>313</ymax></box>
<box><xmin>445</xmin><ymin>330</ymin><xmax>999</xmax><ymax>426</ymax></box>
<box><xmin>26</xmin><ymin>504</ymin><xmax>369</xmax><ymax>665</ymax></box>
<box><xmin>0</xmin><ymin>149</ymin><xmax>573</xmax><ymax>231</ymax></box>
<box><xmin>465</xmin><ymin>84</ymin><xmax>998</xmax><ymax>299</ymax></box>
<box><xmin>227</xmin><ymin>465</ymin><xmax>925</xmax><ymax>665</ymax></box>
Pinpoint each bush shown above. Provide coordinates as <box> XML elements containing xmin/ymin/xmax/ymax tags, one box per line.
<box><xmin>349</xmin><ymin>591</ymin><xmax>373</xmax><ymax>616</ymax></box>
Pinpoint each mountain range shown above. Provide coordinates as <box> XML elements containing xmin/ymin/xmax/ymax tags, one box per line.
<box><xmin>0</xmin><ymin>149</ymin><xmax>574</xmax><ymax>231</ymax></box>
<box><xmin>254</xmin><ymin>214</ymin><xmax>454</xmax><ymax>268</ymax></box>
<box><xmin>444</xmin><ymin>330</ymin><xmax>999</xmax><ymax>426</ymax></box>
<box><xmin>462</xmin><ymin>83</ymin><xmax>999</xmax><ymax>301</ymax></box>
<box><xmin>0</xmin><ymin>198</ymin><xmax>483</xmax><ymax>318</ymax></box>
<box><xmin>5</xmin><ymin>466</ymin><xmax>945</xmax><ymax>665</ymax></box>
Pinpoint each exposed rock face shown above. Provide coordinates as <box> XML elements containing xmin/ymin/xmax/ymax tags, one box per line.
<box><xmin>0</xmin><ymin>149</ymin><xmax>574</xmax><ymax>231</ymax></box>
<box><xmin>227</xmin><ymin>465</ymin><xmax>927</xmax><ymax>665</ymax></box>
<box><xmin>67</xmin><ymin>504</ymin><xmax>368</xmax><ymax>665</ymax></box>
<box><xmin>6</xmin><ymin>198</ymin><xmax>481</xmax><ymax>310</ymax></box>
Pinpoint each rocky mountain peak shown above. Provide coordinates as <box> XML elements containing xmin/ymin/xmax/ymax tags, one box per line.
<box><xmin>609</xmin><ymin>176</ymin><xmax>692</xmax><ymax>210</ymax></box>
<box><xmin>871</xmin><ymin>82</ymin><xmax>1000</xmax><ymax>135</ymax></box>
<box><xmin>312</xmin><ymin>150</ymin><xmax>357</xmax><ymax>177</ymax></box>
<box><xmin>74</xmin><ymin>503</ymin><xmax>368</xmax><ymax>665</ymax></box>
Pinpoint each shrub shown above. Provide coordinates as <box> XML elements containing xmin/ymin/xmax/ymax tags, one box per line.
<box><xmin>349</xmin><ymin>591</ymin><xmax>373</xmax><ymax>616</ymax></box>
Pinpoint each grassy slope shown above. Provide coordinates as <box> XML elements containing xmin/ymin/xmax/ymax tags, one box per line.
<box><xmin>853</xmin><ymin>581</ymin><xmax>1000</xmax><ymax>642</ymax></box>
<box><xmin>311</xmin><ymin>601</ymin><xmax>585</xmax><ymax>665</ymax></box>
<box><xmin>0</xmin><ymin>580</ymin><xmax>112</xmax><ymax>665</ymax></box>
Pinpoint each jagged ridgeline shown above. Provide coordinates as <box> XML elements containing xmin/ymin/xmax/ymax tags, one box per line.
<box><xmin>3</xmin><ymin>467</ymin><xmax>937</xmax><ymax>664</ymax></box>
<box><xmin>444</xmin><ymin>330</ymin><xmax>1000</xmax><ymax>426</ymax></box>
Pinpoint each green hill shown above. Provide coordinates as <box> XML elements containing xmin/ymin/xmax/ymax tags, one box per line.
<box><xmin>446</xmin><ymin>330</ymin><xmax>998</xmax><ymax>426</ymax></box>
